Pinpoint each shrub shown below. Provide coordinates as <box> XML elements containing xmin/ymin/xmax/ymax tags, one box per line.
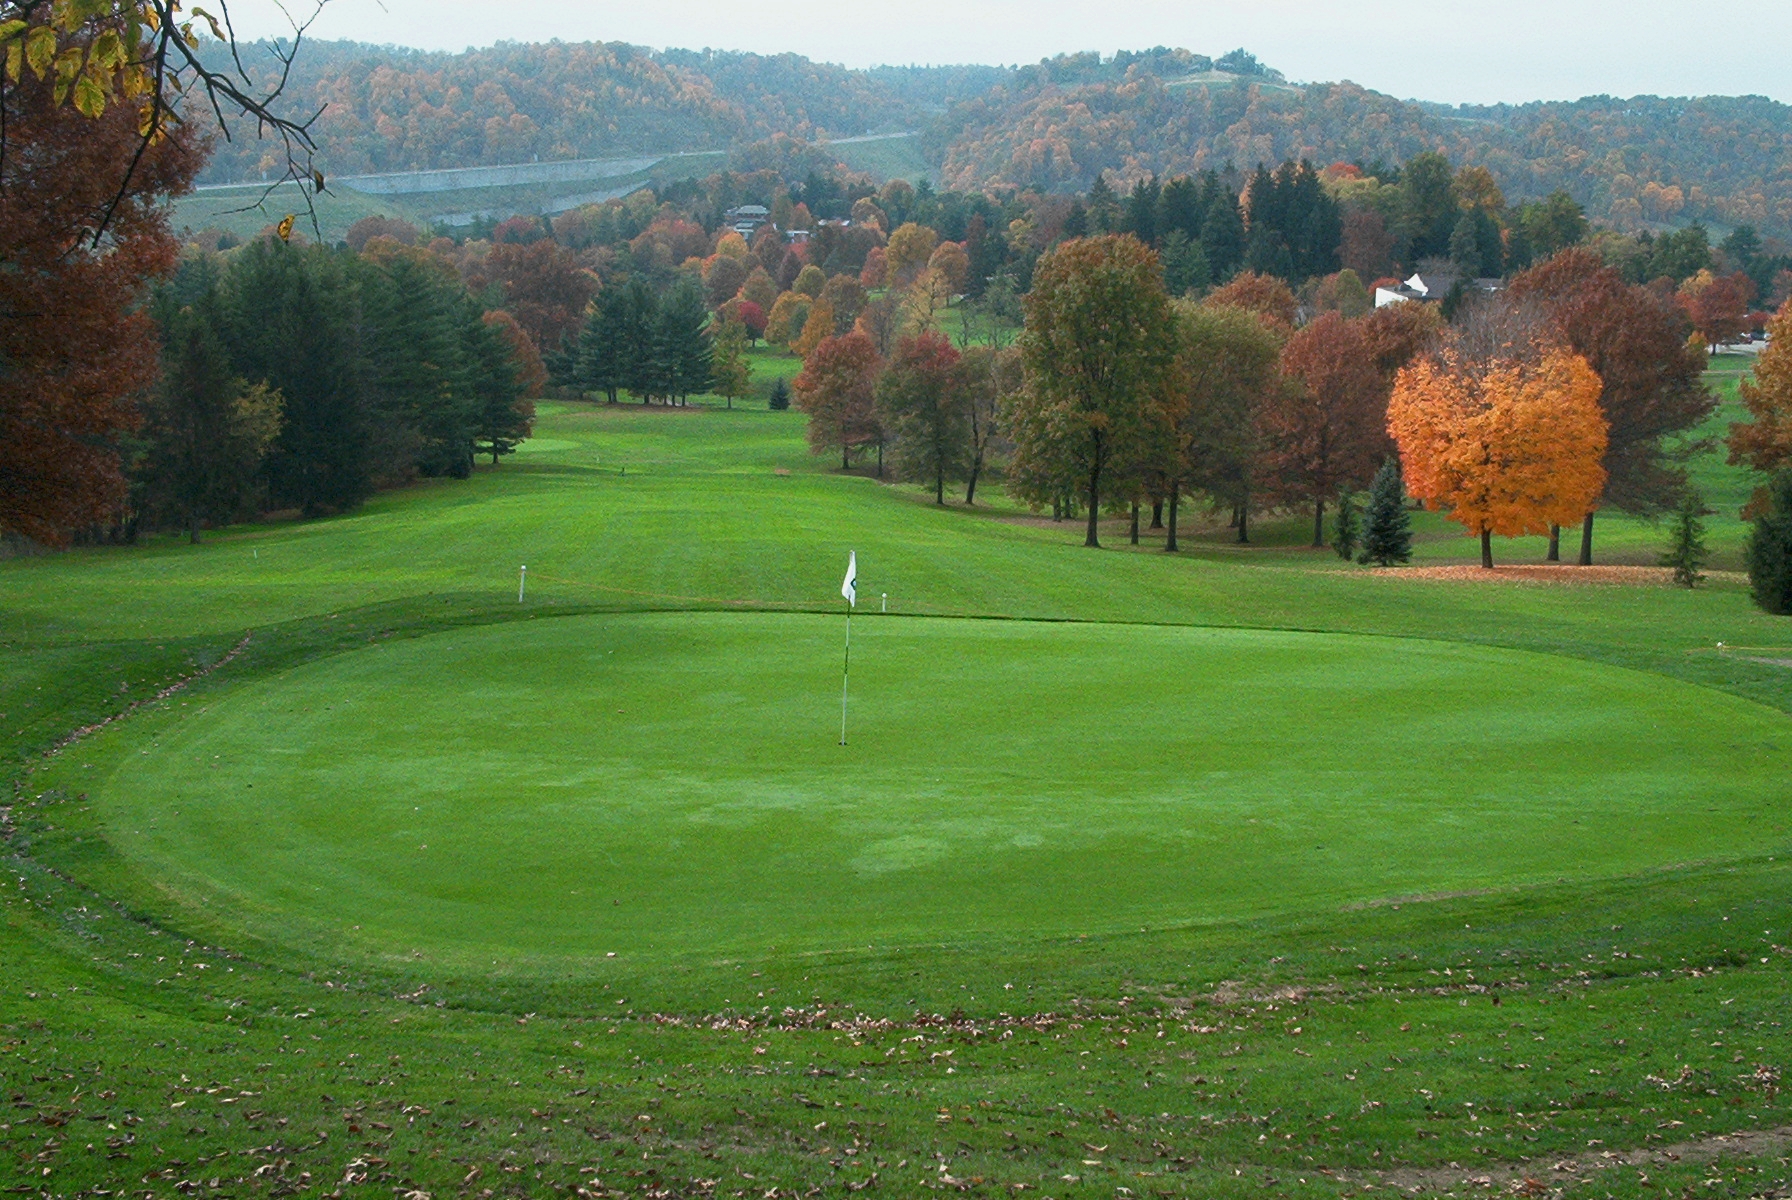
<box><xmin>1745</xmin><ymin>470</ymin><xmax>1792</xmax><ymax>612</ymax></box>
<box><xmin>1659</xmin><ymin>489</ymin><xmax>1709</xmax><ymax>588</ymax></box>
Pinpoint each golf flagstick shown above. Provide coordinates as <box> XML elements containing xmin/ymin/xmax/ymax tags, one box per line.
<box><xmin>840</xmin><ymin>551</ymin><xmax>856</xmax><ymax>745</ymax></box>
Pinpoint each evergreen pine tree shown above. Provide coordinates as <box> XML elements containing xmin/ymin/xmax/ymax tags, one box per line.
<box><xmin>658</xmin><ymin>279</ymin><xmax>714</xmax><ymax>405</ymax></box>
<box><xmin>1745</xmin><ymin>470</ymin><xmax>1792</xmax><ymax>613</ymax></box>
<box><xmin>577</xmin><ymin>278</ymin><xmax>653</xmax><ymax>403</ymax></box>
<box><xmin>222</xmin><ymin>242</ymin><xmax>376</xmax><ymax>516</ymax></box>
<box><xmin>142</xmin><ymin>301</ymin><xmax>283</xmax><ymax>542</ymax></box>
<box><xmin>767</xmin><ymin>377</ymin><xmax>791</xmax><ymax>411</ymax></box>
<box><xmin>463</xmin><ymin>307</ymin><xmax>532</xmax><ymax>464</ymax></box>
<box><xmin>1659</xmin><ymin>489</ymin><xmax>1709</xmax><ymax>588</ymax></box>
<box><xmin>1332</xmin><ymin>489</ymin><xmax>1360</xmax><ymax>561</ymax></box>
<box><xmin>1159</xmin><ymin>229</ymin><xmax>1211</xmax><ymax>295</ymax></box>
<box><xmin>1197</xmin><ymin>171</ymin><xmax>1246</xmax><ymax>279</ymax></box>
<box><xmin>1358</xmin><ymin>457</ymin><xmax>1413</xmax><ymax>566</ymax></box>
<box><xmin>367</xmin><ymin>254</ymin><xmax>475</xmax><ymax>477</ymax></box>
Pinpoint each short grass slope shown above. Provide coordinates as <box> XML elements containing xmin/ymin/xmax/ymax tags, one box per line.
<box><xmin>2</xmin><ymin>362</ymin><xmax>1790</xmax><ymax>1198</ymax></box>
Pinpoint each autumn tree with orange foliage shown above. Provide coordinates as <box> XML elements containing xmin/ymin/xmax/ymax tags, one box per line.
<box><xmin>1729</xmin><ymin>300</ymin><xmax>1792</xmax><ymax>515</ymax></box>
<box><xmin>1388</xmin><ymin>345</ymin><xmax>1609</xmax><ymax>568</ymax></box>
<box><xmin>0</xmin><ymin>48</ymin><xmax>202</xmax><ymax>544</ymax></box>
<box><xmin>482</xmin><ymin>310</ymin><xmax>549</xmax><ymax>399</ymax></box>
<box><xmin>1264</xmin><ymin>312</ymin><xmax>1392</xmax><ymax>547</ymax></box>
<box><xmin>794</xmin><ymin>331</ymin><xmax>884</xmax><ymax>471</ymax></box>
<box><xmin>793</xmin><ymin>298</ymin><xmax>835</xmax><ymax>359</ymax></box>
<box><xmin>1204</xmin><ymin>271</ymin><xmax>1298</xmax><ymax>332</ymax></box>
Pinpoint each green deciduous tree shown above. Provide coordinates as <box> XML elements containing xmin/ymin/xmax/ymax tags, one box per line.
<box><xmin>1013</xmin><ymin>235</ymin><xmax>1178</xmax><ymax>547</ymax></box>
<box><xmin>712</xmin><ymin>320</ymin><xmax>752</xmax><ymax>409</ymax></box>
<box><xmin>958</xmin><ymin>343</ymin><xmax>1021</xmax><ymax>505</ymax></box>
<box><xmin>877</xmin><ymin>332</ymin><xmax>967</xmax><ymax>504</ymax></box>
<box><xmin>1164</xmin><ymin>300</ymin><xmax>1284</xmax><ymax>549</ymax></box>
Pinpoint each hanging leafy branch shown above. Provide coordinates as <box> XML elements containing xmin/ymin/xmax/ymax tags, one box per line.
<box><xmin>0</xmin><ymin>0</ymin><xmax>328</xmax><ymax>244</ymax></box>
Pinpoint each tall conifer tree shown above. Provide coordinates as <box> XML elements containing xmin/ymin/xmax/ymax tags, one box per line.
<box><xmin>1358</xmin><ymin>457</ymin><xmax>1413</xmax><ymax>566</ymax></box>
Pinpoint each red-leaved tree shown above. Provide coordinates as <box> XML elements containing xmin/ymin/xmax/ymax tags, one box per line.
<box><xmin>1262</xmin><ymin>311</ymin><xmax>1391</xmax><ymax>546</ymax></box>
<box><xmin>794</xmin><ymin>332</ymin><xmax>884</xmax><ymax>470</ymax></box>
<box><xmin>1</xmin><ymin>59</ymin><xmax>201</xmax><ymax>544</ymax></box>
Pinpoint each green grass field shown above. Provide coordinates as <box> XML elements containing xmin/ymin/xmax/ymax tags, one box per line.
<box><xmin>3</xmin><ymin>362</ymin><xmax>1790</xmax><ymax>1198</ymax></box>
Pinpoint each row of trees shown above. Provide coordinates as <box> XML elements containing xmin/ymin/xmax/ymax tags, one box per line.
<box><xmin>134</xmin><ymin>242</ymin><xmax>537</xmax><ymax>536</ymax></box>
<box><xmin>562</xmin><ymin>278</ymin><xmax>721</xmax><ymax>405</ymax></box>
<box><xmin>797</xmin><ymin>233</ymin><xmax>1710</xmax><ymax>566</ymax></box>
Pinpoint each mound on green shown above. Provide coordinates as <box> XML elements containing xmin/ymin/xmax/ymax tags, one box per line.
<box><xmin>53</xmin><ymin>611</ymin><xmax>1791</xmax><ymax>974</ymax></box>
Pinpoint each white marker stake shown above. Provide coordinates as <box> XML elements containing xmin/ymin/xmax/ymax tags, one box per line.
<box><xmin>881</xmin><ymin>593</ymin><xmax>887</xmax><ymax>613</ymax></box>
<box><xmin>840</xmin><ymin>551</ymin><xmax>857</xmax><ymax>746</ymax></box>
<box><xmin>840</xmin><ymin>606</ymin><xmax>851</xmax><ymax>746</ymax></box>
<box><xmin>519</xmin><ymin>565</ymin><xmax>527</xmax><ymax>603</ymax></box>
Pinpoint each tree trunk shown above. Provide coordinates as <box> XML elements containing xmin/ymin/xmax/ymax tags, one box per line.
<box><xmin>188</xmin><ymin>511</ymin><xmax>200</xmax><ymax>545</ymax></box>
<box><xmin>1578</xmin><ymin>511</ymin><xmax>1594</xmax><ymax>565</ymax></box>
<box><xmin>936</xmin><ymin>469</ymin><xmax>944</xmax><ymax>505</ymax></box>
<box><xmin>1546</xmin><ymin>524</ymin><xmax>1560</xmax><ymax>562</ymax></box>
<box><xmin>1150</xmin><ymin>500</ymin><xmax>1164</xmax><ymax>529</ymax></box>
<box><xmin>1236</xmin><ymin>501</ymin><xmax>1249</xmax><ymax>544</ymax></box>
<box><xmin>877</xmin><ymin>442</ymin><xmax>884</xmax><ymax>478</ymax></box>
<box><xmin>1313</xmin><ymin>496</ymin><xmax>1326</xmax><ymax>548</ymax></box>
<box><xmin>1481</xmin><ymin>526</ymin><xmax>1494</xmax><ymax>569</ymax></box>
<box><xmin>1130</xmin><ymin>502</ymin><xmax>1139</xmax><ymax>545</ymax></box>
<box><xmin>842</xmin><ymin>441</ymin><xmax>850</xmax><ymax>470</ymax></box>
<box><xmin>965</xmin><ymin>455</ymin><xmax>981</xmax><ymax>505</ymax></box>
<box><xmin>1085</xmin><ymin>468</ymin><xmax>1101</xmax><ymax>548</ymax></box>
<box><xmin>1165</xmin><ymin>480</ymin><xmax>1180</xmax><ymax>552</ymax></box>
<box><xmin>1052</xmin><ymin>498</ymin><xmax>1062</xmax><ymax>521</ymax></box>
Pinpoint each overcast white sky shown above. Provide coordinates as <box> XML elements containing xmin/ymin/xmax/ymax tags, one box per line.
<box><xmin>231</xmin><ymin>0</ymin><xmax>1790</xmax><ymax>105</ymax></box>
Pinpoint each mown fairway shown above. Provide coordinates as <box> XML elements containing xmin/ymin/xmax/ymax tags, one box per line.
<box><xmin>4</xmin><ymin>380</ymin><xmax>1791</xmax><ymax>1198</ymax></box>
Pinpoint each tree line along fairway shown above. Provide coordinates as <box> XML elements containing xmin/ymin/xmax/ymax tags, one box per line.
<box><xmin>37</xmin><ymin>611</ymin><xmax>1792</xmax><ymax>977</ymax></box>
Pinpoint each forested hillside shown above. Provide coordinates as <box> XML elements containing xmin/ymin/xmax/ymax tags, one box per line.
<box><xmin>938</xmin><ymin>79</ymin><xmax>1792</xmax><ymax>235</ymax></box>
<box><xmin>199</xmin><ymin>40</ymin><xmax>954</xmax><ymax>182</ymax></box>
<box><xmin>199</xmin><ymin>39</ymin><xmax>1792</xmax><ymax>237</ymax></box>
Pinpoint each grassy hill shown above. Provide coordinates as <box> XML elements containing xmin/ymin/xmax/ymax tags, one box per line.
<box><xmin>2</xmin><ymin>358</ymin><xmax>1789</xmax><ymax>1197</ymax></box>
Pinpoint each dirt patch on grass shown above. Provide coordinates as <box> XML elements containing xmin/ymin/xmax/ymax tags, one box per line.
<box><xmin>1374</xmin><ymin>565</ymin><xmax>1745</xmax><ymax>587</ymax></box>
<box><xmin>1333</xmin><ymin>1122</ymin><xmax>1792</xmax><ymax>1197</ymax></box>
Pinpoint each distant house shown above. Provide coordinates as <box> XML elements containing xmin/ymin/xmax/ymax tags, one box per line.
<box><xmin>785</xmin><ymin>228</ymin><xmax>811</xmax><ymax>246</ymax></box>
<box><xmin>1374</xmin><ymin>271</ymin><xmax>1502</xmax><ymax>308</ymax></box>
<box><xmin>724</xmin><ymin>204</ymin><xmax>770</xmax><ymax>240</ymax></box>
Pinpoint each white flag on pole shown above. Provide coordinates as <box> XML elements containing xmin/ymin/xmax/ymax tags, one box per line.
<box><xmin>841</xmin><ymin>551</ymin><xmax>857</xmax><ymax>607</ymax></box>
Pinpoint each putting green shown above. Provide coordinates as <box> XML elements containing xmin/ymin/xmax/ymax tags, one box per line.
<box><xmin>69</xmin><ymin>612</ymin><xmax>1790</xmax><ymax>972</ymax></box>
